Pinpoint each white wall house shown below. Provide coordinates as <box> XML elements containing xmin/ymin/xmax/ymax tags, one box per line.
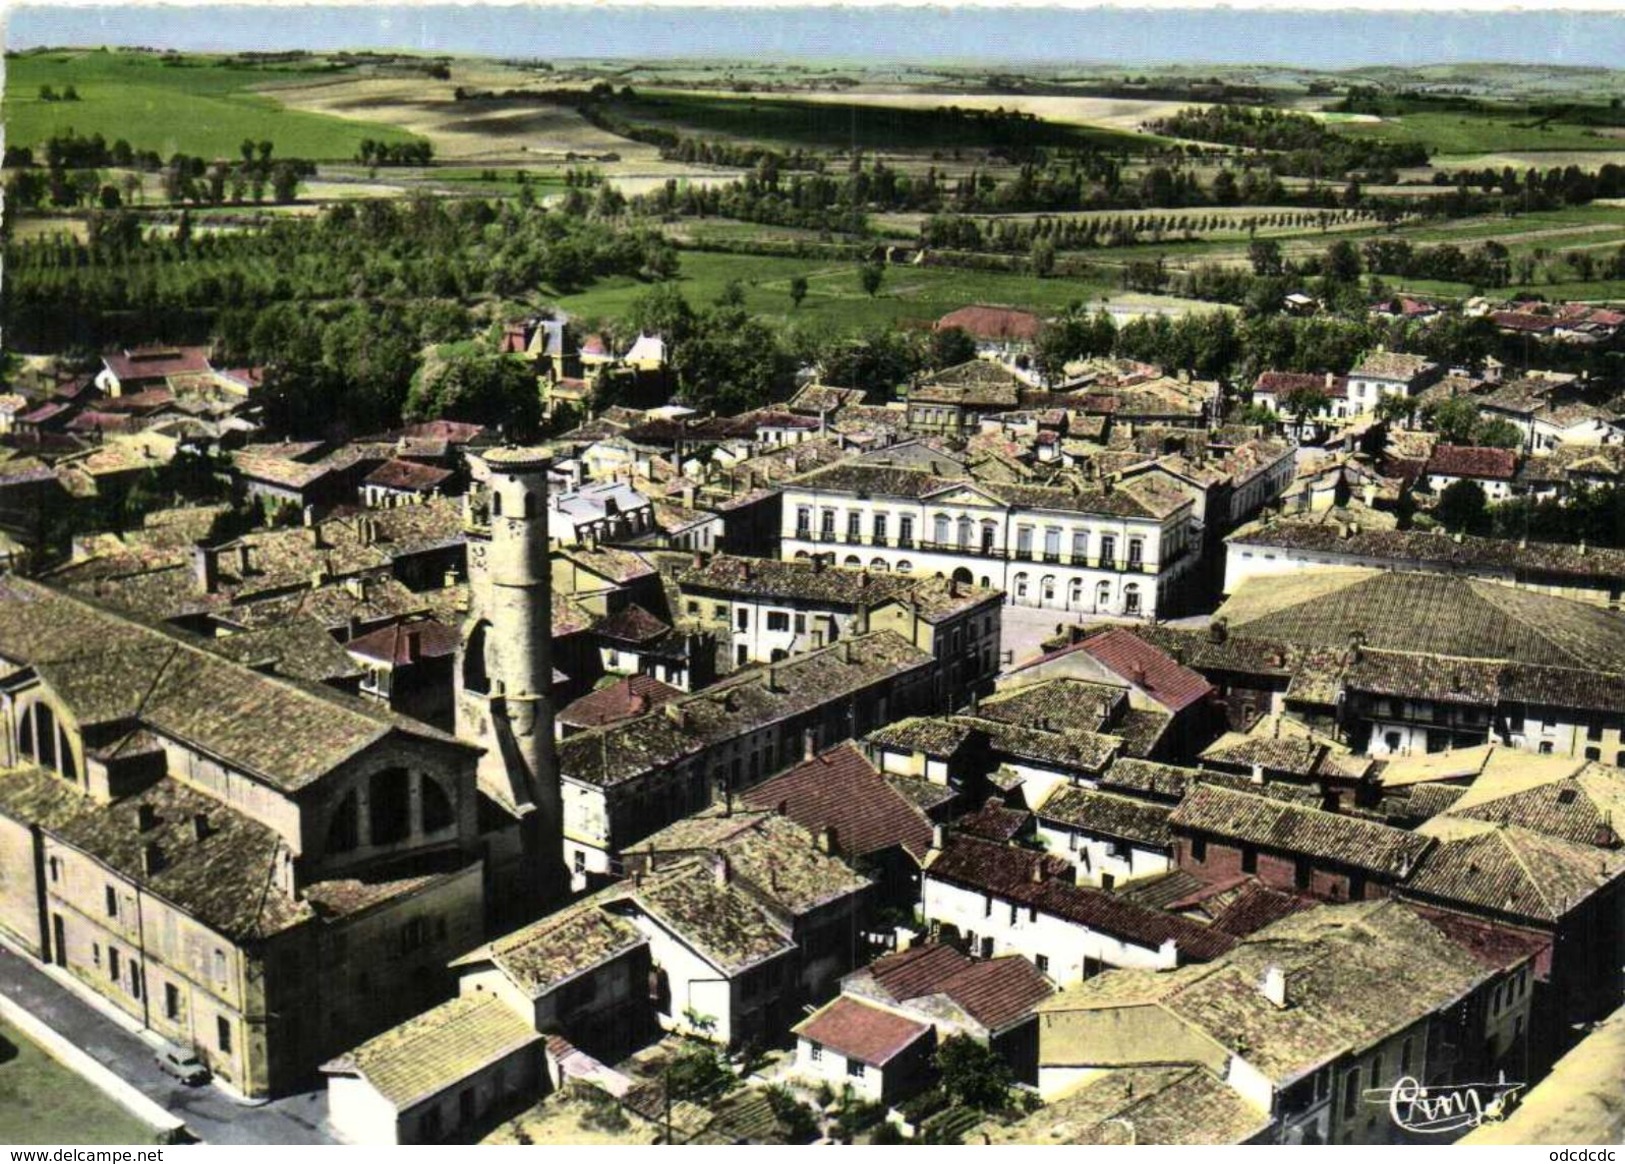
<box><xmin>1343</xmin><ymin>352</ymin><xmax>1439</xmax><ymax>417</ymax></box>
<box><xmin>779</xmin><ymin>464</ymin><xmax>1196</xmax><ymax>620</ymax></box>
<box><xmin>921</xmin><ymin>870</ymin><xmax>1179</xmax><ymax>984</ymax></box>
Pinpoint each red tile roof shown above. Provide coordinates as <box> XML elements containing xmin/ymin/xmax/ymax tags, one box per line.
<box><xmin>865</xmin><ymin>942</ymin><xmax>1054</xmax><ymax>1033</ymax></box>
<box><xmin>558</xmin><ymin>674</ymin><xmax>683</xmax><ymax>729</ymax></box>
<box><xmin>957</xmin><ymin>796</ymin><xmax>1031</xmax><ymax>843</ymax></box>
<box><xmin>1490</xmin><ymin>311</ymin><xmax>1555</xmax><ymax>334</ymax></box>
<box><xmin>1253</xmin><ymin>371</ymin><xmax>1348</xmax><ymax>400</ymax></box>
<box><xmin>795</xmin><ymin>996</ymin><xmax>931</xmax><ymax>1067</ymax></box>
<box><xmin>594</xmin><ymin>602</ymin><xmax>671</xmax><ymax>645</ymax></box>
<box><xmin>97</xmin><ymin>388</ymin><xmax>174</xmax><ymax>413</ymax></box>
<box><xmin>936</xmin><ymin>305</ymin><xmax>1043</xmax><ymax>342</ymax></box>
<box><xmin>364</xmin><ymin>458</ymin><xmax>455</xmax><ymax>493</ymax></box>
<box><xmin>344</xmin><ymin>618</ymin><xmax>459</xmax><ymax>666</ymax></box>
<box><xmin>65</xmin><ymin>410</ymin><xmax>136</xmax><ymax>434</ymax></box>
<box><xmin>1425</xmin><ymin>444</ymin><xmax>1519</xmax><ymax>481</ymax></box>
<box><xmin>926</xmin><ymin>835</ymin><xmax>1235</xmax><ymax>961</ymax></box>
<box><xmin>398</xmin><ymin>419</ymin><xmax>487</xmax><ymax>444</ymax></box>
<box><xmin>740</xmin><ymin>742</ymin><xmax>934</xmax><ymax>861</ymax></box>
<box><xmin>103</xmin><ymin>346</ymin><xmax>212</xmax><ymax>383</ymax></box>
<box><xmin>1074</xmin><ymin>628</ymin><xmax>1215</xmax><ymax>713</ymax></box>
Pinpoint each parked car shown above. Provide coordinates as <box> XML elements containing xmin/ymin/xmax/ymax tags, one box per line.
<box><xmin>155</xmin><ymin>1044</ymin><xmax>209</xmax><ymax>1086</ymax></box>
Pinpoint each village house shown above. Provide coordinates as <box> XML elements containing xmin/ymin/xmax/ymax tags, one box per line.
<box><xmin>1423</xmin><ymin>445</ymin><xmax>1519</xmax><ymax>501</ymax></box>
<box><xmin>779</xmin><ymin>462</ymin><xmax>1198</xmax><ymax>620</ymax></box>
<box><xmin>934</xmin><ymin>306</ymin><xmax>1044</xmax><ymax>361</ymax></box>
<box><xmin>676</xmin><ymin>552</ymin><xmax>1002</xmax><ymax>709</ymax></box>
<box><xmin>904</xmin><ymin>361</ymin><xmax>1025</xmax><ymax>437</ymax></box>
<box><xmin>1343</xmin><ymin>351</ymin><xmax>1442</xmax><ymax>416</ymax></box>
<box><xmin>1033</xmin><ymin>900</ymin><xmax>1534</xmax><ymax>1144</ymax></box>
<box><xmin>920</xmin><ymin>832</ymin><xmax>1236</xmax><ymax>983</ymax></box>
<box><xmin>790</xmin><ymin>995</ymin><xmax>935</xmax><ymax>1106</ymax></box>
<box><xmin>555</xmin><ymin>630</ymin><xmax>937</xmax><ymax>892</ymax></box>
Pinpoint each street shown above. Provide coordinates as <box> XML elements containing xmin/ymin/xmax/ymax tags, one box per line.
<box><xmin>0</xmin><ymin>946</ymin><xmax>334</xmax><ymax>1145</ymax></box>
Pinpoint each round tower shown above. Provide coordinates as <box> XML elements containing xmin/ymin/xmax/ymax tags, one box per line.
<box><xmin>468</xmin><ymin>445</ymin><xmax>563</xmax><ymax>904</ymax></box>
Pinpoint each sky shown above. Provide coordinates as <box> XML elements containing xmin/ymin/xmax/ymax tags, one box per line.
<box><xmin>5</xmin><ymin>5</ymin><xmax>1625</xmax><ymax>69</ymax></box>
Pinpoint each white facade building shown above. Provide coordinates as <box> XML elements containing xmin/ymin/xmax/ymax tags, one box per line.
<box><xmin>779</xmin><ymin>464</ymin><xmax>1197</xmax><ymax>620</ymax></box>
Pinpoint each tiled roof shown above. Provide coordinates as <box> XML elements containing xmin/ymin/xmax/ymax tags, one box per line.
<box><xmin>1217</xmin><ymin>568</ymin><xmax>1625</xmax><ymax>674</ymax></box>
<box><xmin>208</xmin><ymin>617</ymin><xmax>364</xmax><ymax>684</ymax></box>
<box><xmin>740</xmin><ymin>742</ymin><xmax>934</xmax><ymax>862</ymax></box>
<box><xmin>1098</xmin><ymin>758</ymin><xmax>1199</xmax><ymax>803</ymax></box>
<box><xmin>1406</xmin><ymin>817</ymin><xmax>1623</xmax><ymax>923</ymax></box>
<box><xmin>1037</xmin><ymin>786</ymin><xmax>1174</xmax><ymax>848</ymax></box>
<box><xmin>344</xmin><ymin>618</ymin><xmax>459</xmax><ymax>666</ymax></box>
<box><xmin>622</xmin><ymin>857</ymin><xmax>796</xmax><ymax>974</ymax></box>
<box><xmin>558</xmin><ymin>674</ymin><xmax>683</xmax><ymax>729</ymax></box>
<box><xmin>961</xmin><ymin>715</ymin><xmax>1122</xmax><ymax>774</ymax></box>
<box><xmin>985</xmin><ymin>1064</ymin><xmax>1271</xmax><ymax>1145</ymax></box>
<box><xmin>363</xmin><ymin>458</ymin><xmax>454</xmax><ymax>492</ymax></box>
<box><xmin>927</xmin><ymin>835</ymin><xmax>1235</xmax><ymax>960</ymax></box>
<box><xmin>976</xmin><ymin>679</ymin><xmax>1125</xmax><ymax>735</ymax></box>
<box><xmin>231</xmin><ymin>449</ymin><xmax>334</xmax><ymax>490</ymax></box>
<box><xmin>1206</xmin><ymin>880</ymin><xmax>1318</xmax><ymax>937</ymax></box>
<box><xmin>958</xmin><ymin>796</ymin><xmax>1032</xmax><ymax>842</ymax></box>
<box><xmin>1041</xmin><ymin>899</ymin><xmax>1502</xmax><ymax>1085</ymax></box>
<box><xmin>477</xmin><ymin>899</ymin><xmax>646</xmax><ymax>998</ymax></box>
<box><xmin>865</xmin><ymin>716</ymin><xmax>974</xmax><ymax>758</ymax></box>
<box><xmin>679</xmin><ymin>555</ymin><xmax>998</xmax><ymax>624</ymax></box>
<box><xmin>936</xmin><ymin>306</ymin><xmax>1043</xmax><ymax>343</ymax></box>
<box><xmin>1444</xmin><ymin>760</ymin><xmax>1624</xmax><ymax>848</ymax></box>
<box><xmin>49</xmin><ymin>776</ymin><xmax>311</xmax><ymax>940</ymax></box>
<box><xmin>0</xmin><ymin>578</ymin><xmax>466</xmax><ymax>793</ymax></box>
<box><xmin>910</xmin><ymin>360</ymin><xmax>1025</xmax><ymax>408</ymax></box>
<box><xmin>1170</xmin><ymin>784</ymin><xmax>1431</xmax><ymax>876</ymax></box>
<box><xmin>595</xmin><ymin>602</ymin><xmax>671</xmax><ymax>645</ymax></box>
<box><xmin>321</xmin><ymin>994</ymin><xmax>541</xmax><ymax>1110</ymax></box>
<box><xmin>1070</xmin><ymin>628</ymin><xmax>1215</xmax><ymax>713</ymax></box>
<box><xmin>1425</xmin><ymin>445</ymin><xmax>1518</xmax><ymax>481</ymax></box>
<box><xmin>859</xmin><ymin>942</ymin><xmax>1054</xmax><ymax>1033</ymax></box>
<box><xmin>793</xmin><ymin>995</ymin><xmax>931</xmax><ymax>1067</ymax></box>
<box><xmin>1229</xmin><ymin>518</ymin><xmax>1625</xmax><ymax>582</ymax></box>
<box><xmin>103</xmin><ymin>347</ymin><xmax>212</xmax><ymax>383</ymax></box>
<box><xmin>788</xmin><ymin>462</ymin><xmax>1189</xmax><ymax>520</ymax></box>
<box><xmin>1350</xmin><ymin>351</ymin><xmax>1437</xmax><ymax>382</ymax></box>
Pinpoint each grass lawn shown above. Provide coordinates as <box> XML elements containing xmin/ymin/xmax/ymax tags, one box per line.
<box><xmin>0</xmin><ymin>1019</ymin><xmax>159</xmax><ymax>1144</ymax></box>
<box><xmin>556</xmin><ymin>249</ymin><xmax>1118</xmax><ymax>329</ymax></box>
<box><xmin>4</xmin><ymin>50</ymin><xmax>424</xmax><ymax>161</ymax></box>
<box><xmin>1332</xmin><ymin>110</ymin><xmax>1622</xmax><ymax>155</ymax></box>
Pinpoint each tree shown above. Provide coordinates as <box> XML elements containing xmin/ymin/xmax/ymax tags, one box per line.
<box><xmin>270</xmin><ymin>161</ymin><xmax>301</xmax><ymax>204</ymax></box>
<box><xmin>935</xmin><ymin>1035</ymin><xmax>1013</xmax><ymax>1112</ymax></box>
<box><xmin>788</xmin><ymin>274</ymin><xmax>809</xmax><ymax>310</ymax></box>
<box><xmin>1477</xmin><ymin>417</ymin><xmax>1525</xmax><ymax>450</ymax></box>
<box><xmin>1435</xmin><ymin>478</ymin><xmax>1491</xmax><ymax>536</ymax></box>
<box><xmin>1030</xmin><ymin>237</ymin><xmax>1056</xmax><ymax>279</ymax></box>
<box><xmin>859</xmin><ymin>260</ymin><xmax>885</xmax><ymax>298</ymax></box>
<box><xmin>1374</xmin><ymin>393</ymin><xmax>1419</xmax><ymax>426</ymax></box>
<box><xmin>1424</xmin><ymin>396</ymin><xmax>1481</xmax><ymax>445</ymax></box>
<box><xmin>1323</xmin><ymin>239</ymin><xmax>1362</xmax><ymax>285</ymax></box>
<box><xmin>1248</xmin><ymin>238</ymin><xmax>1284</xmax><ymax>277</ymax></box>
<box><xmin>1282</xmin><ymin>386</ymin><xmax>1331</xmax><ymax>427</ymax></box>
<box><xmin>62</xmin><ymin>84</ymin><xmax>79</xmax><ymax>102</ymax></box>
<box><xmin>38</xmin><ymin>84</ymin><xmax>56</xmax><ymax>101</ymax></box>
<box><xmin>929</xmin><ymin>325</ymin><xmax>978</xmax><ymax>370</ymax></box>
<box><xmin>405</xmin><ymin>348</ymin><xmax>542</xmax><ymax>437</ymax></box>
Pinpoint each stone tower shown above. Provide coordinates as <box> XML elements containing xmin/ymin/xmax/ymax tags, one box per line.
<box><xmin>456</xmin><ymin>446</ymin><xmax>564</xmax><ymax>912</ymax></box>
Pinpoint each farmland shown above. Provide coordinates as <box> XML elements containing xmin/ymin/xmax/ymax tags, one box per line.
<box><xmin>1332</xmin><ymin>109</ymin><xmax>1624</xmax><ymax>156</ymax></box>
<box><xmin>4</xmin><ymin>50</ymin><xmax>425</xmax><ymax>160</ymax></box>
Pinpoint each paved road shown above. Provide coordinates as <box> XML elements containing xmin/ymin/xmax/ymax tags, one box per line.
<box><xmin>0</xmin><ymin>946</ymin><xmax>334</xmax><ymax>1145</ymax></box>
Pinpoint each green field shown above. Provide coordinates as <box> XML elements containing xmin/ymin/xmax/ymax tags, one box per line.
<box><xmin>604</xmin><ymin>88</ymin><xmax>1158</xmax><ymax>154</ymax></box>
<box><xmin>4</xmin><ymin>50</ymin><xmax>424</xmax><ymax>161</ymax></box>
<box><xmin>0</xmin><ymin>1019</ymin><xmax>159</xmax><ymax>1145</ymax></box>
<box><xmin>556</xmin><ymin>249</ymin><xmax>1120</xmax><ymax>328</ymax></box>
<box><xmin>1332</xmin><ymin>110</ymin><xmax>1622</xmax><ymax>155</ymax></box>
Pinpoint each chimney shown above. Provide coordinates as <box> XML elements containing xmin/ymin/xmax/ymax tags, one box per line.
<box><xmin>1207</xmin><ymin>618</ymin><xmax>1228</xmax><ymax>645</ymax></box>
<box><xmin>813</xmin><ymin>555</ymin><xmax>826</xmax><ymax>575</ymax></box>
<box><xmin>854</xmin><ymin>601</ymin><xmax>870</xmax><ymax>636</ymax></box>
<box><xmin>406</xmin><ymin>627</ymin><xmax>422</xmax><ymax>663</ymax></box>
<box><xmin>713</xmin><ymin>852</ymin><xmax>730</xmax><ymax>887</ymax></box>
<box><xmin>1029</xmin><ymin>856</ymin><xmax>1044</xmax><ymax>883</ymax></box>
<box><xmin>930</xmin><ymin>824</ymin><xmax>946</xmax><ymax>853</ymax></box>
<box><xmin>1260</xmin><ymin>964</ymin><xmax>1289</xmax><ymax>1009</ymax></box>
<box><xmin>307</xmin><ymin>520</ymin><xmax>325</xmax><ymax>550</ymax></box>
<box><xmin>137</xmin><ymin>803</ymin><xmax>160</xmax><ymax>832</ymax></box>
<box><xmin>764</xmin><ymin>664</ymin><xmax>780</xmax><ymax>694</ymax></box>
<box><xmin>840</xmin><ymin>640</ymin><xmax>853</xmax><ymax>664</ymax></box>
<box><xmin>817</xmin><ymin>826</ymin><xmax>837</xmax><ymax>854</ymax></box>
<box><xmin>193</xmin><ymin>813</ymin><xmax>212</xmax><ymax>842</ymax></box>
<box><xmin>302</xmin><ymin>503</ymin><xmax>318</xmax><ymax>528</ymax></box>
<box><xmin>663</xmin><ymin>702</ymin><xmax>687</xmax><ymax>730</ymax></box>
<box><xmin>236</xmin><ymin>543</ymin><xmax>252</xmax><ymax>575</ymax></box>
<box><xmin>142</xmin><ymin>842</ymin><xmax>165</xmax><ymax>876</ymax></box>
<box><xmin>681</xmin><ymin>483</ymin><xmax>696</xmax><ymax>508</ymax></box>
<box><xmin>192</xmin><ymin>544</ymin><xmax>218</xmax><ymax>595</ymax></box>
<box><xmin>803</xmin><ymin>729</ymin><xmax>817</xmax><ymax>762</ymax></box>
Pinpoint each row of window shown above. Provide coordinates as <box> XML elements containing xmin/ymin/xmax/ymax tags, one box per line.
<box><xmin>80</xmin><ymin>924</ymin><xmax>234</xmax><ymax>1053</ymax></box>
<box><xmin>794</xmin><ymin>508</ymin><xmax>1151</xmax><ymax>564</ymax></box>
